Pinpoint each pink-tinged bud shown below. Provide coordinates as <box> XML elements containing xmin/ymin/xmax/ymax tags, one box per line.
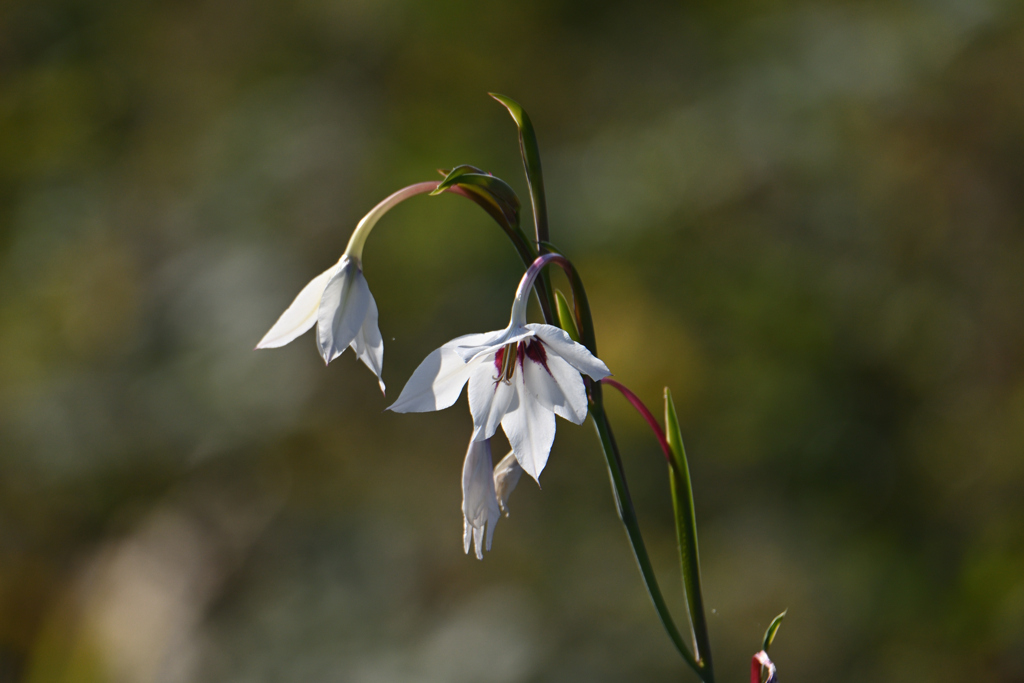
<box><xmin>751</xmin><ymin>650</ymin><xmax>777</xmax><ymax>683</ymax></box>
<box><xmin>493</xmin><ymin>451</ymin><xmax>523</xmax><ymax>516</ymax></box>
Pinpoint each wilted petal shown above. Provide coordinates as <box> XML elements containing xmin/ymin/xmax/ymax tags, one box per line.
<box><xmin>521</xmin><ymin>348</ymin><xmax>588</xmax><ymax>424</ymax></box>
<box><xmin>388</xmin><ymin>346</ymin><xmax>481</xmax><ymax>414</ymax></box>
<box><xmin>501</xmin><ymin>372</ymin><xmax>557</xmax><ymax>481</ymax></box>
<box><xmin>351</xmin><ymin>291</ymin><xmax>385</xmax><ymax>394</ymax></box>
<box><xmin>317</xmin><ymin>261</ymin><xmax>372</xmax><ymax>364</ymax></box>
<box><xmin>462</xmin><ymin>438</ymin><xmax>500</xmax><ymax>560</ymax></box>
<box><xmin>493</xmin><ymin>451</ymin><xmax>523</xmax><ymax>516</ymax></box>
<box><xmin>468</xmin><ymin>361</ymin><xmax>517</xmax><ymax>441</ymax></box>
<box><xmin>256</xmin><ymin>263</ymin><xmax>340</xmax><ymax>349</ymax></box>
<box><xmin>528</xmin><ymin>324</ymin><xmax>611</xmax><ymax>380</ymax></box>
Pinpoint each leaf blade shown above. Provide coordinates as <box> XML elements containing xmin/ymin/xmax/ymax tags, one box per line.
<box><xmin>762</xmin><ymin>610</ymin><xmax>787</xmax><ymax>653</ymax></box>
<box><xmin>665</xmin><ymin>388</ymin><xmax>714</xmax><ymax>680</ymax></box>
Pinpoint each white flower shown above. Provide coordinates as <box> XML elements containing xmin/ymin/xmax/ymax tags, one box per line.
<box><xmin>255</xmin><ymin>255</ymin><xmax>385</xmax><ymax>392</ymax></box>
<box><xmin>462</xmin><ymin>438</ymin><xmax>501</xmax><ymax>559</ymax></box>
<box><xmin>255</xmin><ymin>181</ymin><xmax>441</xmax><ymax>393</ymax></box>
<box><xmin>462</xmin><ymin>441</ymin><xmax>523</xmax><ymax>559</ymax></box>
<box><xmin>388</xmin><ymin>261</ymin><xmax>611</xmax><ymax>481</ymax></box>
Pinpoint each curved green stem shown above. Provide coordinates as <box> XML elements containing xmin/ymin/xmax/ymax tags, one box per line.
<box><xmin>343</xmin><ymin>181</ymin><xmax>441</xmax><ymax>260</ymax></box>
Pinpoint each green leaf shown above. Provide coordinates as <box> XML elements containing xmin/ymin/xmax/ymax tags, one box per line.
<box><xmin>489</xmin><ymin>93</ymin><xmax>557</xmax><ymax>327</ymax></box>
<box><xmin>430</xmin><ymin>165</ymin><xmax>541</xmax><ymax>288</ymax></box>
<box><xmin>434</xmin><ymin>166</ymin><xmax>521</xmax><ymax>230</ymax></box>
<box><xmin>665</xmin><ymin>388</ymin><xmax>714</xmax><ymax>679</ymax></box>
<box><xmin>762</xmin><ymin>610</ymin><xmax>787</xmax><ymax>653</ymax></box>
<box><xmin>488</xmin><ymin>93</ymin><xmax>549</xmax><ymax>246</ymax></box>
<box><xmin>588</xmin><ymin>401</ymin><xmax>705</xmax><ymax>680</ymax></box>
<box><xmin>554</xmin><ymin>290</ymin><xmax>581</xmax><ymax>343</ymax></box>
<box><xmin>431</xmin><ymin>165</ymin><xmax>488</xmax><ymax>194</ymax></box>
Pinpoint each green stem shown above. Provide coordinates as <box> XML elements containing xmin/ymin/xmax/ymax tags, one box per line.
<box><xmin>589</xmin><ymin>386</ymin><xmax>706</xmax><ymax>679</ymax></box>
<box><xmin>521</xmin><ymin>252</ymin><xmax>710</xmax><ymax>681</ymax></box>
<box><xmin>489</xmin><ymin>94</ymin><xmax>711</xmax><ymax>679</ymax></box>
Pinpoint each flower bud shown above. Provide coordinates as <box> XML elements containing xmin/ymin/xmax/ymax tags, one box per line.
<box><xmin>493</xmin><ymin>451</ymin><xmax>523</xmax><ymax>516</ymax></box>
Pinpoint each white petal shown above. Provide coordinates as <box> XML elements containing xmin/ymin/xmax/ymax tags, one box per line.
<box><xmin>521</xmin><ymin>345</ymin><xmax>588</xmax><ymax>424</ymax></box>
<box><xmin>542</xmin><ymin>352</ymin><xmax>590</xmax><ymax>424</ymax></box>
<box><xmin>317</xmin><ymin>262</ymin><xmax>372</xmax><ymax>364</ymax></box>
<box><xmin>468</xmin><ymin>359</ymin><xmax>517</xmax><ymax>441</ymax></box>
<box><xmin>527</xmin><ymin>324</ymin><xmax>611</xmax><ymax>380</ymax></box>
<box><xmin>351</xmin><ymin>289</ymin><xmax>385</xmax><ymax>394</ymax></box>
<box><xmin>256</xmin><ymin>264</ymin><xmax>340</xmax><ymax>349</ymax></box>
<box><xmin>493</xmin><ymin>451</ymin><xmax>523</xmax><ymax>516</ymax></box>
<box><xmin>387</xmin><ymin>346</ymin><xmax>477</xmax><ymax>413</ymax></box>
<box><xmin>462</xmin><ymin>438</ymin><xmax>500</xmax><ymax>560</ymax></box>
<box><xmin>449</xmin><ymin>326</ymin><xmax>532</xmax><ymax>364</ymax></box>
<box><xmin>501</xmin><ymin>373</ymin><xmax>557</xmax><ymax>482</ymax></box>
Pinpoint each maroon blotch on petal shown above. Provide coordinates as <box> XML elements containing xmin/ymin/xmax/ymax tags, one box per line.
<box><xmin>522</xmin><ymin>339</ymin><xmax>551</xmax><ymax>375</ymax></box>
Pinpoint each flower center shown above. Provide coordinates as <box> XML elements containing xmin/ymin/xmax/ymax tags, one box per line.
<box><xmin>493</xmin><ymin>340</ymin><xmax>550</xmax><ymax>384</ymax></box>
<box><xmin>494</xmin><ymin>342</ymin><xmax>518</xmax><ymax>384</ymax></box>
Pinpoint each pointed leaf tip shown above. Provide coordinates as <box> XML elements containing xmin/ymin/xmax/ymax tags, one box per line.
<box><xmin>554</xmin><ymin>290</ymin><xmax>581</xmax><ymax>344</ymax></box>
<box><xmin>664</xmin><ymin>386</ymin><xmax>713</xmax><ymax>674</ymax></box>
<box><xmin>489</xmin><ymin>93</ymin><xmax>526</xmax><ymax>128</ymax></box>
<box><xmin>761</xmin><ymin>610</ymin><xmax>787</xmax><ymax>653</ymax></box>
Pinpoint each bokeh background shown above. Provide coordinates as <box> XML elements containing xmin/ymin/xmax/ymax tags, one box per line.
<box><xmin>2</xmin><ymin>0</ymin><xmax>1023</xmax><ymax>681</ymax></box>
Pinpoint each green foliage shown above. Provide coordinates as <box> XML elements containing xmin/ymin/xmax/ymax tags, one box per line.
<box><xmin>665</xmin><ymin>388</ymin><xmax>713</xmax><ymax>678</ymax></box>
<box><xmin>762</xmin><ymin>610</ymin><xmax>787</xmax><ymax>653</ymax></box>
<box><xmin>554</xmin><ymin>289</ymin><xmax>581</xmax><ymax>343</ymax></box>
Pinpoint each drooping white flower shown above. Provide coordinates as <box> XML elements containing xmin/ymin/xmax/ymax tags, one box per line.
<box><xmin>256</xmin><ymin>255</ymin><xmax>385</xmax><ymax>390</ymax></box>
<box><xmin>255</xmin><ymin>182</ymin><xmax>439</xmax><ymax>393</ymax></box>
<box><xmin>462</xmin><ymin>437</ymin><xmax>502</xmax><ymax>560</ymax></box>
<box><xmin>389</xmin><ymin>257</ymin><xmax>611</xmax><ymax>481</ymax></box>
<box><xmin>462</xmin><ymin>442</ymin><xmax>523</xmax><ymax>559</ymax></box>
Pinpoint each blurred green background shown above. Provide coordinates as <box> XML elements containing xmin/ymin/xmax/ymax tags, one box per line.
<box><xmin>2</xmin><ymin>0</ymin><xmax>1023</xmax><ymax>681</ymax></box>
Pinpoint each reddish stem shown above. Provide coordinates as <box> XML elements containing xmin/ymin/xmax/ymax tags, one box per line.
<box><xmin>601</xmin><ymin>379</ymin><xmax>674</xmax><ymax>466</ymax></box>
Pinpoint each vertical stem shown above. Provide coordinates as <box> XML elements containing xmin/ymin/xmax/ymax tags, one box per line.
<box><xmin>489</xmin><ymin>95</ymin><xmax>712</xmax><ymax>679</ymax></box>
<box><xmin>589</xmin><ymin>383</ymin><xmax>707</xmax><ymax>680</ymax></box>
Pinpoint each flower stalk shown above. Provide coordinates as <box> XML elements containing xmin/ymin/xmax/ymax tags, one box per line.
<box><xmin>599</xmin><ymin>379</ymin><xmax>714</xmax><ymax>681</ymax></box>
<box><xmin>514</xmin><ymin>255</ymin><xmax>710</xmax><ymax>680</ymax></box>
<box><xmin>343</xmin><ymin>181</ymin><xmax>441</xmax><ymax>261</ymax></box>
<box><xmin>252</xmin><ymin>93</ymin><xmax>791</xmax><ymax>682</ymax></box>
<box><xmin>493</xmin><ymin>92</ymin><xmax>715</xmax><ymax>674</ymax></box>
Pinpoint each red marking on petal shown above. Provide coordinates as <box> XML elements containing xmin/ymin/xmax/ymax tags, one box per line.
<box><xmin>523</xmin><ymin>339</ymin><xmax>551</xmax><ymax>375</ymax></box>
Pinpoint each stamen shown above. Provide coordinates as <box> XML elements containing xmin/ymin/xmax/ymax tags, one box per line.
<box><xmin>493</xmin><ymin>342</ymin><xmax>519</xmax><ymax>384</ymax></box>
